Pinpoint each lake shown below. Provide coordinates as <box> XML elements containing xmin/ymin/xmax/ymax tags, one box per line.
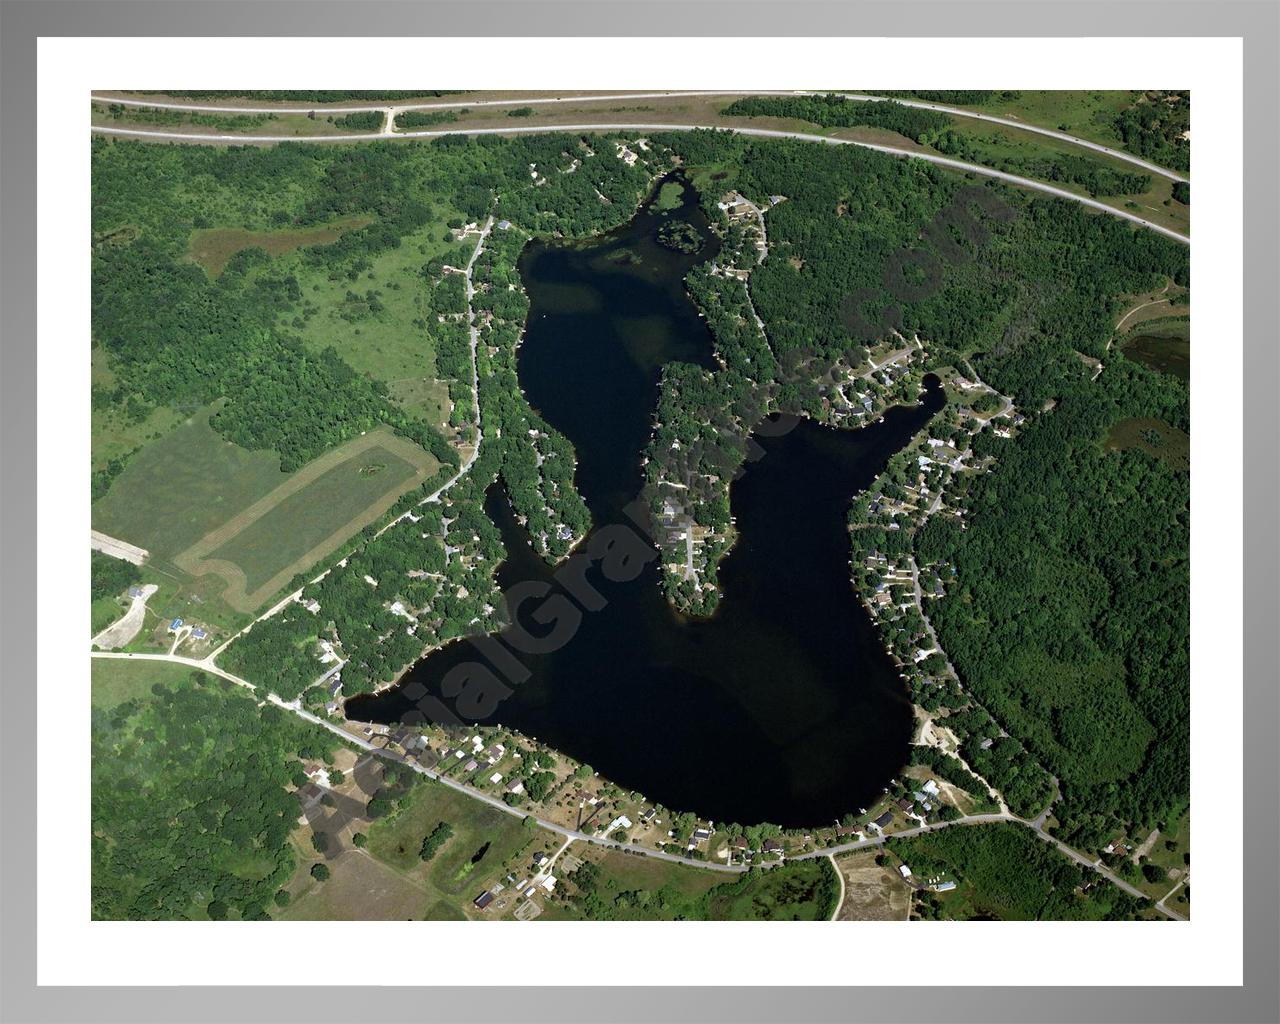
<box><xmin>347</xmin><ymin>173</ymin><xmax>944</xmax><ymax>826</ymax></box>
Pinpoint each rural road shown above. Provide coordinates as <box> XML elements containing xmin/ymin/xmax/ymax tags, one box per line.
<box><xmin>90</xmin><ymin>121</ymin><xmax>1190</xmax><ymax>245</ymax></box>
<box><xmin>92</xmin><ymin>90</ymin><xmax>1186</xmax><ymax>183</ymax></box>
<box><xmin>88</xmin><ymin>649</ymin><xmax>1182</xmax><ymax>917</ymax></box>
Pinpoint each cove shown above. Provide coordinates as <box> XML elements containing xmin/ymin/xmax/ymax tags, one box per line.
<box><xmin>347</xmin><ymin>173</ymin><xmax>945</xmax><ymax>827</ymax></box>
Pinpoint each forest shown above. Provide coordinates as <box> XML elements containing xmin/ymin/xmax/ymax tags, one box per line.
<box><xmin>650</xmin><ymin>129</ymin><xmax>1188</xmax><ymax>834</ymax></box>
<box><xmin>887</xmin><ymin>823</ymin><xmax>1149</xmax><ymax>920</ymax></box>
<box><xmin>91</xmin><ymin>669</ymin><xmax>341</xmax><ymax>919</ymax></box>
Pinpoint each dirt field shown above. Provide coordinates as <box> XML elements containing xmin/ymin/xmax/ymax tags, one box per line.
<box><xmin>172</xmin><ymin>428</ymin><xmax>439</xmax><ymax>613</ymax></box>
<box><xmin>280</xmin><ymin>847</ymin><xmax>431</xmax><ymax>921</ymax></box>
<box><xmin>835</xmin><ymin>851</ymin><xmax>913</xmax><ymax>921</ymax></box>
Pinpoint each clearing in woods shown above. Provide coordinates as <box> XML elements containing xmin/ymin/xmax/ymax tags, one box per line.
<box><xmin>187</xmin><ymin>215</ymin><xmax>373</xmax><ymax>277</ymax></box>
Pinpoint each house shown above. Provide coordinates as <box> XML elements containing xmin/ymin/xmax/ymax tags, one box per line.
<box><xmin>897</xmin><ymin>798</ymin><xmax>914</xmax><ymax>812</ymax></box>
<box><xmin>473</xmin><ymin>891</ymin><xmax>495</xmax><ymax>910</ymax></box>
<box><xmin>640</xmin><ymin>807</ymin><xmax>657</xmax><ymax>824</ymax></box>
<box><xmin>871</xmin><ymin>811</ymin><xmax>894</xmax><ymax>830</ymax></box>
<box><xmin>731</xmin><ymin>836</ymin><xmax>749</xmax><ymax>850</ymax></box>
<box><xmin>532</xmin><ymin>852</ymin><xmax>549</xmax><ymax>868</ymax></box>
<box><xmin>932</xmin><ymin>881</ymin><xmax>956</xmax><ymax>892</ymax></box>
<box><xmin>922</xmin><ymin>779</ymin><xmax>940</xmax><ymax>797</ymax></box>
<box><xmin>763</xmin><ymin>839</ymin><xmax>783</xmax><ymax>854</ymax></box>
<box><xmin>127</xmin><ymin>585</ymin><xmax>144</xmax><ymax>599</ymax></box>
<box><xmin>541</xmin><ymin>875</ymin><xmax>557</xmax><ymax>892</ymax></box>
<box><xmin>898</xmin><ymin>864</ymin><xmax>913</xmax><ymax>879</ymax></box>
<box><xmin>167</xmin><ymin>618</ymin><xmax>184</xmax><ymax>632</ymax></box>
<box><xmin>497</xmin><ymin>220</ymin><xmax>512</xmax><ymax>230</ymax></box>
<box><xmin>507</xmin><ymin>780</ymin><xmax>525</xmax><ymax>795</ymax></box>
<box><xmin>605</xmin><ymin>815</ymin><xmax>632</xmax><ymax>834</ymax></box>
<box><xmin>692</xmin><ymin>828</ymin><xmax>712</xmax><ymax>842</ymax></box>
<box><xmin>489</xmin><ymin>772</ymin><xmax>503</xmax><ymax>784</ymax></box>
<box><xmin>190</xmin><ymin>627</ymin><xmax>208</xmax><ymax>640</ymax></box>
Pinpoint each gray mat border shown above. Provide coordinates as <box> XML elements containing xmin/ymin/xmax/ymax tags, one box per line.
<box><xmin>1</xmin><ymin>2</ymin><xmax>1275</xmax><ymax>1022</ymax></box>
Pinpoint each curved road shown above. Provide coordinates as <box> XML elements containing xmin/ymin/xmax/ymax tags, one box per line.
<box><xmin>90</xmin><ymin>646</ymin><xmax>1184</xmax><ymax>917</ymax></box>
<box><xmin>91</xmin><ymin>121</ymin><xmax>1189</xmax><ymax>244</ymax></box>
<box><xmin>92</xmin><ymin>89</ymin><xmax>1186</xmax><ymax>183</ymax></box>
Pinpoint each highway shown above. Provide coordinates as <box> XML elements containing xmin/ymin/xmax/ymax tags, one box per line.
<box><xmin>91</xmin><ymin>89</ymin><xmax>1186</xmax><ymax>183</ymax></box>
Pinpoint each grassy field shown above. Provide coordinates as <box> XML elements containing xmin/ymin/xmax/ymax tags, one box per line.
<box><xmin>913</xmin><ymin>117</ymin><xmax>1189</xmax><ymax>237</ymax></box>
<box><xmin>284</xmin><ymin>222</ymin><xmax>468</xmax><ymax>425</ymax></box>
<box><xmin>174</xmin><ymin>428</ymin><xmax>439</xmax><ymax>613</ymax></box>
<box><xmin>93</xmin><ymin>407</ymin><xmax>439</xmax><ymax>615</ymax></box>
<box><xmin>941</xmin><ymin>91</ymin><xmax>1141</xmax><ymax>151</ymax></box>
<box><xmin>1106</xmin><ymin>416</ymin><xmax>1190</xmax><ymax>471</ymax></box>
<box><xmin>279</xmin><ymin>845</ymin><xmax>432</xmax><ymax>921</ymax></box>
<box><xmin>90</xmin><ymin>656</ymin><xmax>194</xmax><ymax>708</ymax></box>
<box><xmin>365</xmin><ymin>776</ymin><xmax>546</xmax><ymax>902</ymax></box>
<box><xmin>92</xmin><ymin>404</ymin><xmax>288</xmax><ymax>561</ymax></box>
<box><xmin>187</xmin><ymin>215</ymin><xmax>373</xmax><ymax>276</ymax></box>
<box><xmin>704</xmin><ymin>859</ymin><xmax>839</xmax><ymax>921</ymax></box>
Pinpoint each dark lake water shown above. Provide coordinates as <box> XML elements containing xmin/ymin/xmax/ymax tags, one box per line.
<box><xmin>347</xmin><ymin>174</ymin><xmax>944</xmax><ymax>826</ymax></box>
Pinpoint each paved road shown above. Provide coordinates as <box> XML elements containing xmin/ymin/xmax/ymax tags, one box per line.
<box><xmin>90</xmin><ymin>121</ymin><xmax>1189</xmax><ymax>245</ymax></box>
<box><xmin>91</xmin><ymin>90</ymin><xmax>1186</xmax><ymax>183</ymax></box>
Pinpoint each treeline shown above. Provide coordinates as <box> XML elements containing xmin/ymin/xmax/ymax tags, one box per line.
<box><xmin>149</xmin><ymin>91</ymin><xmax>457</xmax><ymax>102</ymax></box>
<box><xmin>97</xmin><ymin>103</ymin><xmax>274</xmax><ymax>132</ymax></box>
<box><xmin>722</xmin><ymin>94</ymin><xmax>951</xmax><ymax>142</ymax></box>
<box><xmin>396</xmin><ymin>110</ymin><xmax>459</xmax><ymax>129</ymax></box>
<box><xmin>332</xmin><ymin>111</ymin><xmax>383</xmax><ymax>131</ymax></box>
<box><xmin>875</xmin><ymin>90</ymin><xmax>1019</xmax><ymax>105</ymax></box>
<box><xmin>925</xmin><ymin>129</ymin><xmax>1153</xmax><ymax>196</ymax></box>
<box><xmin>91</xmin><ymin>550</ymin><xmax>141</xmax><ymax>602</ymax></box>
<box><xmin>91</xmin><ymin>670</ymin><xmax>339</xmax><ymax>919</ymax></box>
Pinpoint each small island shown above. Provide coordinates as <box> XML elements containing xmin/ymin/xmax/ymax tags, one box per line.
<box><xmin>657</xmin><ymin>219</ymin><xmax>704</xmax><ymax>253</ymax></box>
